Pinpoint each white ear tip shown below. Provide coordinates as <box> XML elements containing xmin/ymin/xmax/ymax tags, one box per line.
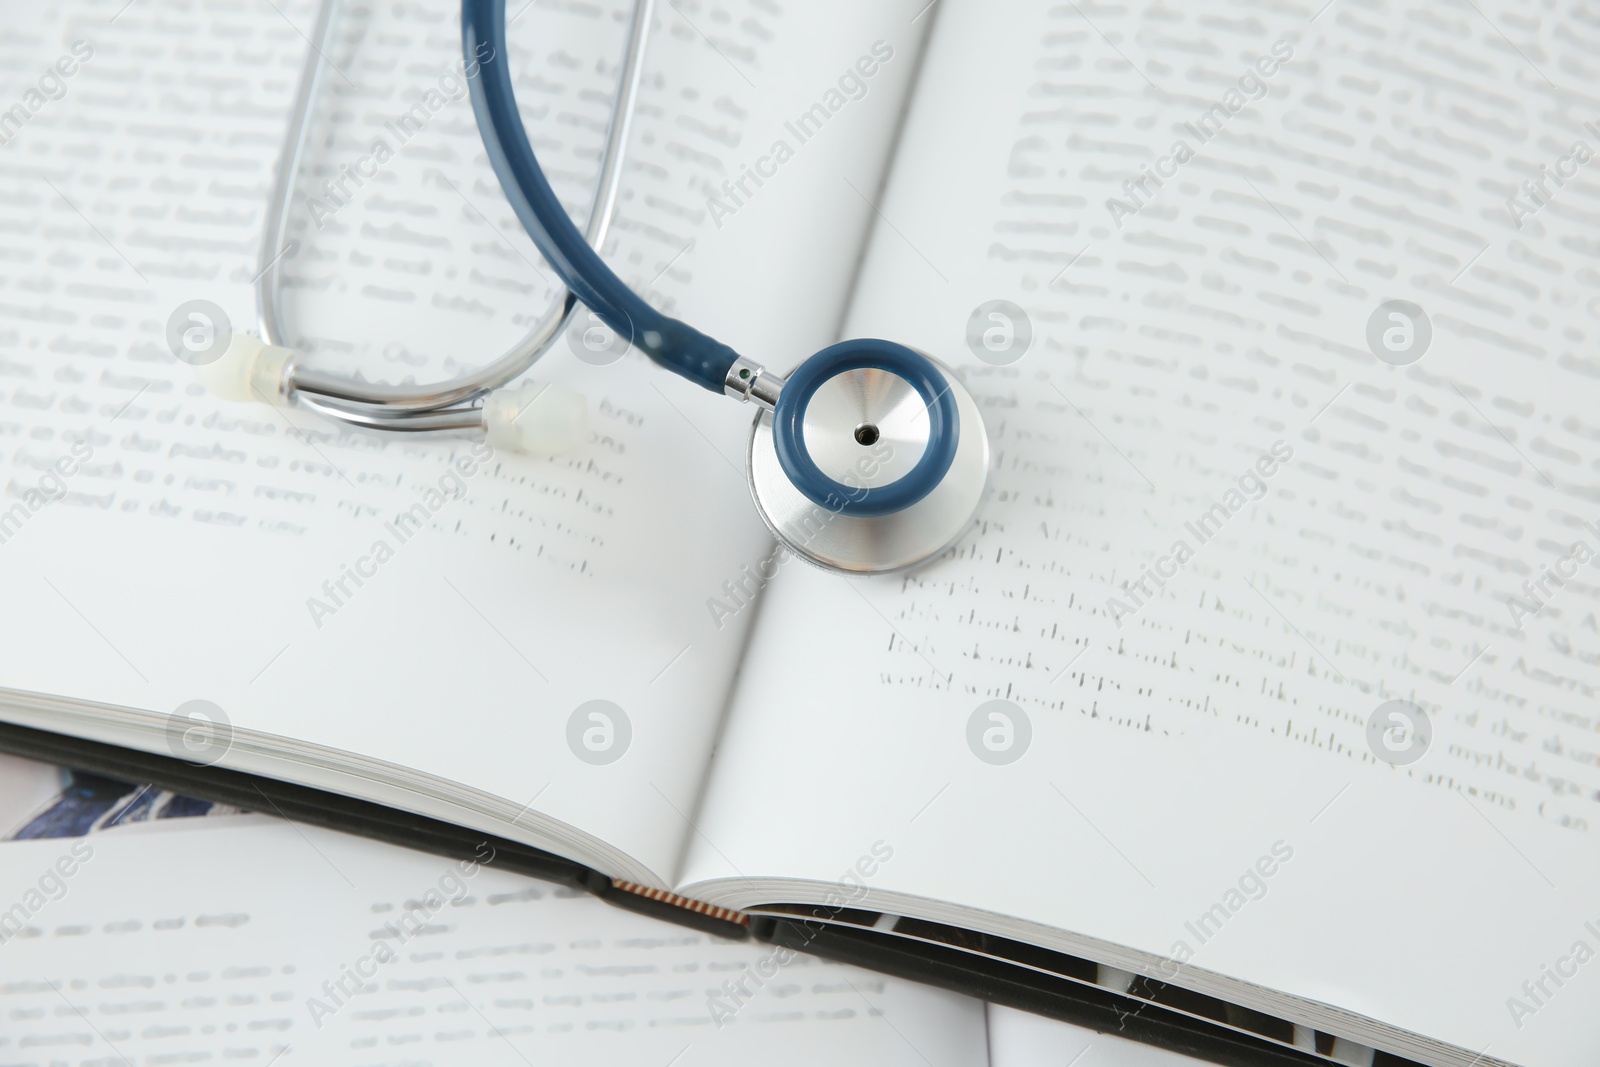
<box><xmin>484</xmin><ymin>381</ymin><xmax>588</xmax><ymax>458</ymax></box>
<box><xmin>196</xmin><ymin>333</ymin><xmax>293</xmax><ymax>405</ymax></box>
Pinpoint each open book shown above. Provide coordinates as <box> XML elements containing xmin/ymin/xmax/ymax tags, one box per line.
<box><xmin>3</xmin><ymin>1</ymin><xmax>1597</xmax><ymax>1065</ymax></box>
<box><xmin>0</xmin><ymin>769</ymin><xmax>1186</xmax><ymax>1067</ymax></box>
<box><xmin>0</xmin><ymin>782</ymin><xmax>992</xmax><ymax>1066</ymax></box>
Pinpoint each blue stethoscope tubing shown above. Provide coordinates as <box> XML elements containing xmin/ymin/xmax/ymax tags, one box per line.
<box><xmin>462</xmin><ymin>0</ymin><xmax>736</xmax><ymax>393</ymax></box>
<box><xmin>460</xmin><ymin>0</ymin><xmax>960</xmax><ymax>519</ymax></box>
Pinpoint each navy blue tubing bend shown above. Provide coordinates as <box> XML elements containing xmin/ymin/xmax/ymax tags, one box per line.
<box><xmin>462</xmin><ymin>0</ymin><xmax>738</xmax><ymax>392</ymax></box>
<box><xmin>772</xmin><ymin>340</ymin><xmax>959</xmax><ymax>518</ymax></box>
<box><xmin>464</xmin><ymin>1</ymin><xmax>959</xmax><ymax>516</ymax></box>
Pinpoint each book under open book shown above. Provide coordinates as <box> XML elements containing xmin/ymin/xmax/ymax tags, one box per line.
<box><xmin>2</xmin><ymin>1</ymin><xmax>1597</xmax><ymax>1065</ymax></box>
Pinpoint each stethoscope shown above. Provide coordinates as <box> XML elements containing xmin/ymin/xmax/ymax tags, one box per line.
<box><xmin>200</xmin><ymin>0</ymin><xmax>989</xmax><ymax>574</ymax></box>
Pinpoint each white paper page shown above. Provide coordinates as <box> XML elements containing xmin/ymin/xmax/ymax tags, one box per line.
<box><xmin>0</xmin><ymin>755</ymin><xmax>62</xmax><ymax>837</ymax></box>
<box><xmin>987</xmin><ymin>1005</ymin><xmax>1200</xmax><ymax>1067</ymax></box>
<box><xmin>0</xmin><ymin>0</ymin><xmax>929</xmax><ymax>882</ymax></box>
<box><xmin>682</xmin><ymin>2</ymin><xmax>1600</xmax><ymax>1065</ymax></box>
<box><xmin>0</xmin><ymin>818</ymin><xmax>988</xmax><ymax>1066</ymax></box>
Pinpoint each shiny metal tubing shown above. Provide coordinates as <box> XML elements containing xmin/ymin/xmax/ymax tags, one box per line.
<box><xmin>286</xmin><ymin>288</ymin><xmax>577</xmax><ymax>412</ymax></box>
<box><xmin>255</xmin><ymin>0</ymin><xmax>335</xmax><ymax>351</ymax></box>
<box><xmin>259</xmin><ymin>0</ymin><xmax>656</xmax><ymax>417</ymax></box>
<box><xmin>295</xmin><ymin>393</ymin><xmax>487</xmax><ymax>434</ymax></box>
<box><xmin>590</xmin><ymin>0</ymin><xmax>654</xmax><ymax>254</ymax></box>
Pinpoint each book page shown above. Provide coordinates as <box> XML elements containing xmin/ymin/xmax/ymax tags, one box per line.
<box><xmin>0</xmin><ymin>0</ymin><xmax>929</xmax><ymax>883</ymax></box>
<box><xmin>682</xmin><ymin>2</ymin><xmax>1600</xmax><ymax>1064</ymax></box>
<box><xmin>0</xmin><ymin>755</ymin><xmax>63</xmax><ymax>838</ymax></box>
<box><xmin>987</xmin><ymin>1005</ymin><xmax>1198</xmax><ymax>1067</ymax></box>
<box><xmin>0</xmin><ymin>817</ymin><xmax>989</xmax><ymax>1066</ymax></box>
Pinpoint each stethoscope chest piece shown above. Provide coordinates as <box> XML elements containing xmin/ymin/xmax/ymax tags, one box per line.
<box><xmin>747</xmin><ymin>341</ymin><xmax>989</xmax><ymax>575</ymax></box>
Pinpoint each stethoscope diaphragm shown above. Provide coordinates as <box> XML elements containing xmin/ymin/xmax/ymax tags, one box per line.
<box><xmin>748</xmin><ymin>349</ymin><xmax>988</xmax><ymax>574</ymax></box>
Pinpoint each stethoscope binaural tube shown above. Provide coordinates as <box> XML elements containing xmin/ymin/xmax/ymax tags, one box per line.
<box><xmin>209</xmin><ymin>0</ymin><xmax>653</xmax><ymax>459</ymax></box>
